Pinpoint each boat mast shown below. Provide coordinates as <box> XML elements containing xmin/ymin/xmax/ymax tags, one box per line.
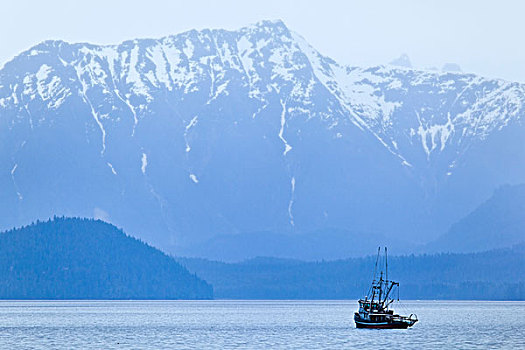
<box><xmin>378</xmin><ymin>271</ymin><xmax>383</xmax><ymax>304</ymax></box>
<box><xmin>368</xmin><ymin>247</ymin><xmax>381</xmax><ymax>303</ymax></box>
<box><xmin>385</xmin><ymin>247</ymin><xmax>388</xmax><ymax>283</ymax></box>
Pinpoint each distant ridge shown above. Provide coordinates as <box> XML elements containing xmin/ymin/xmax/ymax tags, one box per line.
<box><xmin>426</xmin><ymin>184</ymin><xmax>525</xmax><ymax>253</ymax></box>
<box><xmin>180</xmin><ymin>228</ymin><xmax>416</xmax><ymax>262</ymax></box>
<box><xmin>179</xmin><ymin>244</ymin><xmax>525</xmax><ymax>300</ymax></box>
<box><xmin>442</xmin><ymin>62</ymin><xmax>462</xmax><ymax>72</ymax></box>
<box><xmin>389</xmin><ymin>53</ymin><xmax>412</xmax><ymax>68</ymax></box>
<box><xmin>0</xmin><ymin>217</ymin><xmax>213</xmax><ymax>299</ymax></box>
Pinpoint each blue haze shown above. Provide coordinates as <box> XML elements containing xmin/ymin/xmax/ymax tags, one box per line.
<box><xmin>0</xmin><ymin>21</ymin><xmax>523</xmax><ymax>259</ymax></box>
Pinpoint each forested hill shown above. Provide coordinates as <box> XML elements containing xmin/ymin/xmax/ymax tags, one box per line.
<box><xmin>0</xmin><ymin>218</ymin><xmax>212</xmax><ymax>299</ymax></box>
<box><xmin>178</xmin><ymin>245</ymin><xmax>525</xmax><ymax>300</ymax></box>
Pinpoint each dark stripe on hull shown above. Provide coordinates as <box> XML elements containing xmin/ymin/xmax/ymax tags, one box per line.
<box><xmin>355</xmin><ymin>321</ymin><xmax>410</xmax><ymax>329</ymax></box>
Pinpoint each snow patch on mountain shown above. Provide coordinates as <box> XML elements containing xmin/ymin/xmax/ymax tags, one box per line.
<box><xmin>107</xmin><ymin>162</ymin><xmax>117</xmax><ymax>175</ymax></box>
<box><xmin>189</xmin><ymin>174</ymin><xmax>199</xmax><ymax>183</ymax></box>
<box><xmin>414</xmin><ymin>111</ymin><xmax>455</xmax><ymax>157</ymax></box>
<box><xmin>279</xmin><ymin>100</ymin><xmax>292</xmax><ymax>156</ymax></box>
<box><xmin>288</xmin><ymin>176</ymin><xmax>296</xmax><ymax>226</ymax></box>
<box><xmin>10</xmin><ymin>164</ymin><xmax>23</xmax><ymax>200</ymax></box>
<box><xmin>141</xmin><ymin>153</ymin><xmax>148</xmax><ymax>174</ymax></box>
<box><xmin>185</xmin><ymin>116</ymin><xmax>198</xmax><ymax>153</ymax></box>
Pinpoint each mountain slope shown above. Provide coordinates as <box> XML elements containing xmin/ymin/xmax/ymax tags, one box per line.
<box><xmin>0</xmin><ymin>217</ymin><xmax>213</xmax><ymax>299</ymax></box>
<box><xmin>0</xmin><ymin>20</ymin><xmax>524</xmax><ymax>255</ymax></box>
<box><xmin>426</xmin><ymin>184</ymin><xmax>525</xmax><ymax>253</ymax></box>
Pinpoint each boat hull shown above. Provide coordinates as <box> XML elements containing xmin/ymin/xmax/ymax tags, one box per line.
<box><xmin>354</xmin><ymin>313</ymin><xmax>416</xmax><ymax>329</ymax></box>
<box><xmin>355</xmin><ymin>320</ymin><xmax>412</xmax><ymax>329</ymax></box>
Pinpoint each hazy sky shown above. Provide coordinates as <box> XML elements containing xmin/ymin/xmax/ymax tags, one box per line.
<box><xmin>2</xmin><ymin>0</ymin><xmax>524</xmax><ymax>82</ymax></box>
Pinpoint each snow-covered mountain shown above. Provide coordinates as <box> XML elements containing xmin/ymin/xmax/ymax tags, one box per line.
<box><xmin>1</xmin><ymin>20</ymin><xmax>524</xmax><ymax>255</ymax></box>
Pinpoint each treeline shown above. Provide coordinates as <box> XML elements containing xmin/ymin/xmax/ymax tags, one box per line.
<box><xmin>178</xmin><ymin>246</ymin><xmax>525</xmax><ymax>300</ymax></box>
<box><xmin>0</xmin><ymin>217</ymin><xmax>212</xmax><ymax>299</ymax></box>
<box><xmin>1</xmin><ymin>216</ymin><xmax>522</xmax><ymax>300</ymax></box>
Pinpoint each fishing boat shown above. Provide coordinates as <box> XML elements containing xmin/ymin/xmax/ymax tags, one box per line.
<box><xmin>354</xmin><ymin>247</ymin><xmax>418</xmax><ymax>329</ymax></box>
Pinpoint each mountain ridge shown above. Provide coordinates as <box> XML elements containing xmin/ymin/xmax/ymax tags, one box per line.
<box><xmin>1</xmin><ymin>20</ymin><xmax>524</xmax><ymax>256</ymax></box>
<box><xmin>2</xmin><ymin>19</ymin><xmax>522</xmax><ymax>162</ymax></box>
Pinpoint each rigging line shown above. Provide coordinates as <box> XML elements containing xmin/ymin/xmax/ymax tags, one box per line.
<box><xmin>373</xmin><ymin>246</ymin><xmax>380</xmax><ymax>282</ymax></box>
<box><xmin>368</xmin><ymin>247</ymin><xmax>381</xmax><ymax>297</ymax></box>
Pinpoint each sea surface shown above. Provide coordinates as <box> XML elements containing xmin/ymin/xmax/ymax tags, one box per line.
<box><xmin>0</xmin><ymin>300</ymin><xmax>522</xmax><ymax>349</ymax></box>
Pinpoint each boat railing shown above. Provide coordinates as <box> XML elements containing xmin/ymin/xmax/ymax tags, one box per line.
<box><xmin>392</xmin><ymin>313</ymin><xmax>417</xmax><ymax>322</ymax></box>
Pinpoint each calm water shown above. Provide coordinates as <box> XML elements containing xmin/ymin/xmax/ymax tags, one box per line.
<box><xmin>0</xmin><ymin>300</ymin><xmax>522</xmax><ymax>349</ymax></box>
